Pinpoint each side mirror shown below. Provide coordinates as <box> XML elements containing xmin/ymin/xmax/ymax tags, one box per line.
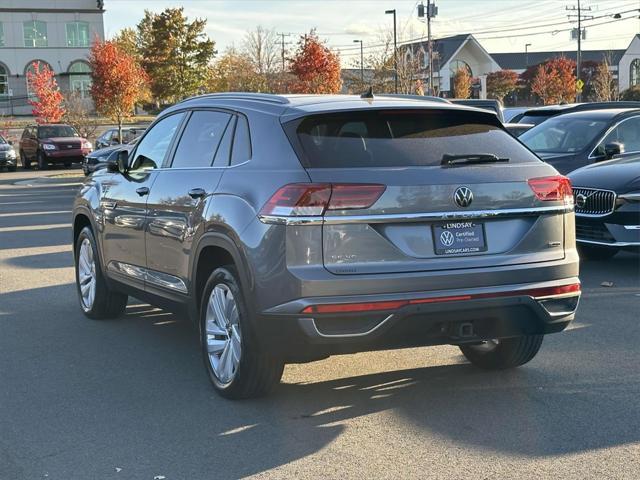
<box><xmin>8</xmin><ymin>140</ymin><xmax>13</xmax><ymax>145</ymax></box>
<box><xmin>108</xmin><ymin>150</ymin><xmax>129</xmax><ymax>173</ymax></box>
<box><xmin>604</xmin><ymin>142</ymin><xmax>624</xmax><ymax>160</ymax></box>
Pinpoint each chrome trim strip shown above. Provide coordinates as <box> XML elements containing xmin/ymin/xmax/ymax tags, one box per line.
<box><xmin>623</xmin><ymin>225</ymin><xmax>640</xmax><ymax>230</ymax></box>
<box><xmin>577</xmin><ymin>238</ymin><xmax>640</xmax><ymax>247</ymax></box>
<box><xmin>107</xmin><ymin>261</ymin><xmax>188</xmax><ymax>293</ymax></box>
<box><xmin>308</xmin><ymin>314</ymin><xmax>394</xmax><ymax>338</ymax></box>
<box><xmin>259</xmin><ymin>205</ymin><xmax>572</xmax><ymax>226</ymax></box>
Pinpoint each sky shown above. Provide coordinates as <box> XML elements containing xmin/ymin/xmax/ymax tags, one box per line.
<box><xmin>103</xmin><ymin>0</ymin><xmax>640</xmax><ymax>67</ymax></box>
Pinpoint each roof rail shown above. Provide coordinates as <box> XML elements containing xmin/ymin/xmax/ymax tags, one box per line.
<box><xmin>180</xmin><ymin>92</ymin><xmax>291</xmax><ymax>105</ymax></box>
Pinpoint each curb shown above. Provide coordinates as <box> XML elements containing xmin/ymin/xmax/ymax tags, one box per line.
<box><xmin>14</xmin><ymin>175</ymin><xmax>84</xmax><ymax>186</ymax></box>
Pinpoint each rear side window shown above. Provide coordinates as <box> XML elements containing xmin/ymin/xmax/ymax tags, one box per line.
<box><xmin>289</xmin><ymin>109</ymin><xmax>540</xmax><ymax>168</ymax></box>
<box><xmin>230</xmin><ymin>115</ymin><xmax>252</xmax><ymax>165</ymax></box>
<box><xmin>171</xmin><ymin>111</ymin><xmax>232</xmax><ymax>168</ymax></box>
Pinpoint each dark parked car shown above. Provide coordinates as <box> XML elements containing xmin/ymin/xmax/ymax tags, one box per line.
<box><xmin>513</xmin><ymin>101</ymin><xmax>640</xmax><ymax>126</ymax></box>
<box><xmin>95</xmin><ymin>127</ymin><xmax>146</xmax><ymax>150</ymax></box>
<box><xmin>568</xmin><ymin>156</ymin><xmax>640</xmax><ymax>259</ymax></box>
<box><xmin>504</xmin><ymin>122</ymin><xmax>534</xmax><ymax>137</ymax></box>
<box><xmin>19</xmin><ymin>124</ymin><xmax>92</xmax><ymax>169</ymax></box>
<box><xmin>73</xmin><ymin>93</ymin><xmax>580</xmax><ymax>399</ymax></box>
<box><xmin>0</xmin><ymin>135</ymin><xmax>18</xmax><ymax>172</ymax></box>
<box><xmin>519</xmin><ymin>108</ymin><xmax>640</xmax><ymax>173</ymax></box>
<box><xmin>82</xmin><ymin>139</ymin><xmax>137</xmax><ymax>175</ymax></box>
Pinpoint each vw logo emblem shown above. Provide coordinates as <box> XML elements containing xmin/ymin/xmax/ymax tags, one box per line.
<box><xmin>454</xmin><ymin>187</ymin><xmax>473</xmax><ymax>208</ymax></box>
<box><xmin>575</xmin><ymin>193</ymin><xmax>587</xmax><ymax>208</ymax></box>
<box><xmin>440</xmin><ymin>230</ymin><xmax>455</xmax><ymax>247</ymax></box>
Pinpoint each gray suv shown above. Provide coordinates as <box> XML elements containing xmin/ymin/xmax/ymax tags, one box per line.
<box><xmin>73</xmin><ymin>93</ymin><xmax>581</xmax><ymax>399</ymax></box>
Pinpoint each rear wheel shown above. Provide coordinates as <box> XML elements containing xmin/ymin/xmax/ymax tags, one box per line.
<box><xmin>75</xmin><ymin>226</ymin><xmax>128</xmax><ymax>319</ymax></box>
<box><xmin>200</xmin><ymin>266</ymin><xmax>284</xmax><ymax>399</ymax></box>
<box><xmin>578</xmin><ymin>244</ymin><xmax>618</xmax><ymax>260</ymax></box>
<box><xmin>460</xmin><ymin>335</ymin><xmax>543</xmax><ymax>370</ymax></box>
<box><xmin>37</xmin><ymin>152</ymin><xmax>47</xmax><ymax>170</ymax></box>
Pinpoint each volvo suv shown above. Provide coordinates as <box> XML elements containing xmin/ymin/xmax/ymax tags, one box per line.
<box><xmin>73</xmin><ymin>93</ymin><xmax>580</xmax><ymax>399</ymax></box>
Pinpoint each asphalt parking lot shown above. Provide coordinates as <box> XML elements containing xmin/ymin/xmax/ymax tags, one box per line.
<box><xmin>1</xmin><ymin>168</ymin><xmax>639</xmax><ymax>480</ymax></box>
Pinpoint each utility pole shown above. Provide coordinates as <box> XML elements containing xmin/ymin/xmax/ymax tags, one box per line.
<box><xmin>385</xmin><ymin>9</ymin><xmax>398</xmax><ymax>93</ymax></box>
<box><xmin>277</xmin><ymin>33</ymin><xmax>290</xmax><ymax>72</ymax></box>
<box><xmin>353</xmin><ymin>39</ymin><xmax>364</xmax><ymax>83</ymax></box>
<box><xmin>566</xmin><ymin>1</ymin><xmax>593</xmax><ymax>102</ymax></box>
<box><xmin>418</xmin><ymin>1</ymin><xmax>438</xmax><ymax>95</ymax></box>
<box><xmin>525</xmin><ymin>43</ymin><xmax>532</xmax><ymax>69</ymax></box>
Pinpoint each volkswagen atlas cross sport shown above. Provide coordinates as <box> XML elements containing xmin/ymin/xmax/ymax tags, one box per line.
<box><xmin>73</xmin><ymin>93</ymin><xmax>581</xmax><ymax>399</ymax></box>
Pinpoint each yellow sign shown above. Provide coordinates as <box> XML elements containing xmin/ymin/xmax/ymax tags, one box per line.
<box><xmin>576</xmin><ymin>79</ymin><xmax>585</xmax><ymax>91</ymax></box>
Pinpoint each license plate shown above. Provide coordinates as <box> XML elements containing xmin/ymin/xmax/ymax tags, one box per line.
<box><xmin>432</xmin><ymin>221</ymin><xmax>487</xmax><ymax>255</ymax></box>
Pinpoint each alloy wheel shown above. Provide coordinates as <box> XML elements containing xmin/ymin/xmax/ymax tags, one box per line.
<box><xmin>205</xmin><ymin>284</ymin><xmax>242</xmax><ymax>384</ymax></box>
<box><xmin>78</xmin><ymin>238</ymin><xmax>96</xmax><ymax>310</ymax></box>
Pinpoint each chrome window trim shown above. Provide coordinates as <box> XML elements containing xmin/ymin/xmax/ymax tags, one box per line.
<box><xmin>588</xmin><ymin>115</ymin><xmax>640</xmax><ymax>160</ymax></box>
<box><xmin>259</xmin><ymin>205</ymin><xmax>573</xmax><ymax>226</ymax></box>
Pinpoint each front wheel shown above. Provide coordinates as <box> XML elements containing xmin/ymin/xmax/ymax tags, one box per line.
<box><xmin>21</xmin><ymin>150</ymin><xmax>31</xmax><ymax>169</ymax></box>
<box><xmin>75</xmin><ymin>226</ymin><xmax>128</xmax><ymax>319</ymax></box>
<box><xmin>460</xmin><ymin>335</ymin><xmax>544</xmax><ymax>370</ymax></box>
<box><xmin>200</xmin><ymin>266</ymin><xmax>284</xmax><ymax>399</ymax></box>
<box><xmin>37</xmin><ymin>152</ymin><xmax>48</xmax><ymax>170</ymax></box>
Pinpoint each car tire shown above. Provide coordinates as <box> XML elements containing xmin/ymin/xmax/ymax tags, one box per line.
<box><xmin>7</xmin><ymin>165</ymin><xmax>16</xmax><ymax>172</ymax></box>
<box><xmin>64</xmin><ymin>162</ymin><xmax>72</xmax><ymax>168</ymax></box>
<box><xmin>200</xmin><ymin>266</ymin><xmax>284</xmax><ymax>399</ymax></box>
<box><xmin>75</xmin><ymin>226</ymin><xmax>128</xmax><ymax>320</ymax></box>
<box><xmin>459</xmin><ymin>335</ymin><xmax>544</xmax><ymax>370</ymax></box>
<box><xmin>578</xmin><ymin>244</ymin><xmax>618</xmax><ymax>260</ymax></box>
<box><xmin>20</xmin><ymin>150</ymin><xmax>31</xmax><ymax>169</ymax></box>
<box><xmin>37</xmin><ymin>152</ymin><xmax>47</xmax><ymax>170</ymax></box>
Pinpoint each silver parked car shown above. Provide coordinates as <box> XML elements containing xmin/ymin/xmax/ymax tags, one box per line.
<box><xmin>72</xmin><ymin>93</ymin><xmax>580</xmax><ymax>399</ymax></box>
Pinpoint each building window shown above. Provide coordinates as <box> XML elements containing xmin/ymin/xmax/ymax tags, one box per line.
<box><xmin>24</xmin><ymin>20</ymin><xmax>48</xmax><ymax>47</ymax></box>
<box><xmin>69</xmin><ymin>61</ymin><xmax>92</xmax><ymax>98</ymax></box>
<box><xmin>66</xmin><ymin>22</ymin><xmax>90</xmax><ymax>47</ymax></box>
<box><xmin>25</xmin><ymin>61</ymin><xmax>54</xmax><ymax>97</ymax></box>
<box><xmin>0</xmin><ymin>22</ymin><xmax>5</xmax><ymax>47</ymax></box>
<box><xmin>0</xmin><ymin>65</ymin><xmax>8</xmax><ymax>96</ymax></box>
<box><xmin>630</xmin><ymin>59</ymin><xmax>640</xmax><ymax>87</ymax></box>
<box><xmin>449</xmin><ymin>60</ymin><xmax>472</xmax><ymax>78</ymax></box>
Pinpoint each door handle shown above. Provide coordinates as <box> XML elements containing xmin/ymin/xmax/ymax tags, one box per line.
<box><xmin>188</xmin><ymin>188</ymin><xmax>207</xmax><ymax>199</ymax></box>
<box><xmin>136</xmin><ymin>187</ymin><xmax>150</xmax><ymax>196</ymax></box>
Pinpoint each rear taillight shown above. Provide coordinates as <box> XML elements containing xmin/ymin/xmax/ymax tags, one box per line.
<box><xmin>528</xmin><ymin>176</ymin><xmax>573</xmax><ymax>205</ymax></box>
<box><xmin>260</xmin><ymin>183</ymin><xmax>386</xmax><ymax>217</ymax></box>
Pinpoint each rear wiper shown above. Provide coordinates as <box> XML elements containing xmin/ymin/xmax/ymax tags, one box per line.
<box><xmin>441</xmin><ymin>153</ymin><xmax>510</xmax><ymax>166</ymax></box>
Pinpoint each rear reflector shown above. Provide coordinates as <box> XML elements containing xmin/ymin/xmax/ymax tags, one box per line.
<box><xmin>260</xmin><ymin>183</ymin><xmax>386</xmax><ymax>217</ymax></box>
<box><xmin>528</xmin><ymin>176</ymin><xmax>573</xmax><ymax>205</ymax></box>
<box><xmin>300</xmin><ymin>283</ymin><xmax>580</xmax><ymax>314</ymax></box>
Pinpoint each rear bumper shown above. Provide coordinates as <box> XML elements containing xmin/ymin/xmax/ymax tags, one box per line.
<box><xmin>261</xmin><ymin>278</ymin><xmax>580</xmax><ymax>359</ymax></box>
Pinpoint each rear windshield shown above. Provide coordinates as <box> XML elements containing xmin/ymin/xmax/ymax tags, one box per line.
<box><xmin>289</xmin><ymin>109</ymin><xmax>540</xmax><ymax>168</ymax></box>
<box><xmin>38</xmin><ymin>125</ymin><xmax>79</xmax><ymax>139</ymax></box>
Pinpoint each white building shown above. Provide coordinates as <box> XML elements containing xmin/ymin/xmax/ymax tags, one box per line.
<box><xmin>0</xmin><ymin>0</ymin><xmax>105</xmax><ymax>115</ymax></box>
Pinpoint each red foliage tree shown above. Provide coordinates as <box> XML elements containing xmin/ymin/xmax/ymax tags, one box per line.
<box><xmin>26</xmin><ymin>62</ymin><xmax>65</xmax><ymax>123</ymax></box>
<box><xmin>89</xmin><ymin>39</ymin><xmax>149</xmax><ymax>140</ymax></box>
<box><xmin>531</xmin><ymin>56</ymin><xmax>576</xmax><ymax>105</ymax></box>
<box><xmin>486</xmin><ymin>69</ymin><xmax>519</xmax><ymax>103</ymax></box>
<box><xmin>289</xmin><ymin>30</ymin><xmax>341</xmax><ymax>94</ymax></box>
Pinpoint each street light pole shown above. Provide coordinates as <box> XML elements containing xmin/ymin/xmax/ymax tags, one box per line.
<box><xmin>385</xmin><ymin>9</ymin><xmax>398</xmax><ymax>93</ymax></box>
<box><xmin>525</xmin><ymin>43</ymin><xmax>532</xmax><ymax>69</ymax></box>
<box><xmin>353</xmin><ymin>39</ymin><xmax>364</xmax><ymax>83</ymax></box>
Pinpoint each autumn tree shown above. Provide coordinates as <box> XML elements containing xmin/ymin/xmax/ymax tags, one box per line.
<box><xmin>486</xmin><ymin>69</ymin><xmax>519</xmax><ymax>103</ymax></box>
<box><xmin>591</xmin><ymin>55</ymin><xmax>618</xmax><ymax>101</ymax></box>
<box><xmin>89</xmin><ymin>39</ymin><xmax>149</xmax><ymax>142</ymax></box>
<box><xmin>112</xmin><ymin>27</ymin><xmax>140</xmax><ymax>60</ymax></box>
<box><xmin>531</xmin><ymin>56</ymin><xmax>576</xmax><ymax>105</ymax></box>
<box><xmin>138</xmin><ymin>8</ymin><xmax>216</xmax><ymax>103</ymax></box>
<box><xmin>452</xmin><ymin>67</ymin><xmax>472</xmax><ymax>99</ymax></box>
<box><xmin>206</xmin><ymin>48</ymin><xmax>265</xmax><ymax>92</ymax></box>
<box><xmin>26</xmin><ymin>62</ymin><xmax>65</xmax><ymax>123</ymax></box>
<box><xmin>289</xmin><ymin>30</ymin><xmax>341</xmax><ymax>94</ymax></box>
<box><xmin>63</xmin><ymin>91</ymin><xmax>98</xmax><ymax>139</ymax></box>
<box><xmin>242</xmin><ymin>26</ymin><xmax>280</xmax><ymax>91</ymax></box>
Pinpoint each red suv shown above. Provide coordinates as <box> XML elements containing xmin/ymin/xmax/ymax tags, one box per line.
<box><xmin>19</xmin><ymin>124</ymin><xmax>92</xmax><ymax>169</ymax></box>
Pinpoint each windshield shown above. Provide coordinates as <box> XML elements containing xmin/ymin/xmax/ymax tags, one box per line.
<box><xmin>290</xmin><ymin>109</ymin><xmax>540</xmax><ymax>168</ymax></box>
<box><xmin>0</xmin><ymin>135</ymin><xmax>7</xmax><ymax>144</ymax></box>
<box><xmin>518</xmin><ymin>114</ymin><xmax>554</xmax><ymax>126</ymax></box>
<box><xmin>38</xmin><ymin>126</ymin><xmax>79</xmax><ymax>139</ymax></box>
<box><xmin>520</xmin><ymin>116</ymin><xmax>609</xmax><ymax>154</ymax></box>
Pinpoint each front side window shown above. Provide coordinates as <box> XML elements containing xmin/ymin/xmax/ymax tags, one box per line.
<box><xmin>171</xmin><ymin>111</ymin><xmax>232</xmax><ymax>168</ymax></box>
<box><xmin>66</xmin><ymin>22</ymin><xmax>90</xmax><ymax>47</ymax></box>
<box><xmin>130</xmin><ymin>113</ymin><xmax>185</xmax><ymax>171</ymax></box>
<box><xmin>24</xmin><ymin>21</ymin><xmax>48</xmax><ymax>47</ymax></box>
<box><xmin>595</xmin><ymin>117</ymin><xmax>640</xmax><ymax>155</ymax></box>
<box><xmin>520</xmin><ymin>116</ymin><xmax>609</xmax><ymax>154</ymax></box>
<box><xmin>290</xmin><ymin>110</ymin><xmax>539</xmax><ymax>168</ymax></box>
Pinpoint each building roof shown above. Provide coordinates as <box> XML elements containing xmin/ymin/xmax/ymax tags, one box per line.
<box><xmin>491</xmin><ymin>49</ymin><xmax>626</xmax><ymax>70</ymax></box>
<box><xmin>410</xmin><ymin>34</ymin><xmax>471</xmax><ymax>67</ymax></box>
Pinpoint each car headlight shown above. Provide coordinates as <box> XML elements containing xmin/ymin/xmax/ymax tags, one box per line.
<box><xmin>6</xmin><ymin>148</ymin><xmax>16</xmax><ymax>159</ymax></box>
<box><xmin>82</xmin><ymin>141</ymin><xmax>92</xmax><ymax>149</ymax></box>
<box><xmin>42</xmin><ymin>143</ymin><xmax>56</xmax><ymax>151</ymax></box>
